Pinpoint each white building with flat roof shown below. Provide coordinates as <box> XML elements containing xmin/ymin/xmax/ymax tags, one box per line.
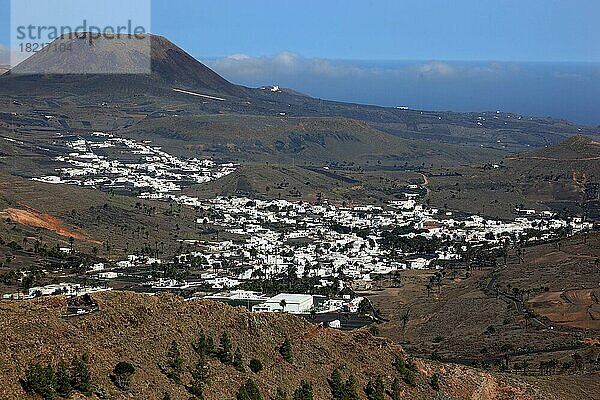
<box><xmin>252</xmin><ymin>293</ymin><xmax>314</xmax><ymax>313</ymax></box>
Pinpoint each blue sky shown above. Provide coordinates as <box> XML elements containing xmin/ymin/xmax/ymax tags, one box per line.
<box><xmin>1</xmin><ymin>0</ymin><xmax>599</xmax><ymax>62</ymax></box>
<box><xmin>152</xmin><ymin>0</ymin><xmax>600</xmax><ymax>62</ymax></box>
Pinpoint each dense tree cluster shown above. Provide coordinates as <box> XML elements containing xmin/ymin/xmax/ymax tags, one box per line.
<box><xmin>381</xmin><ymin>233</ymin><xmax>445</xmax><ymax>254</ymax></box>
<box><xmin>393</xmin><ymin>355</ymin><xmax>418</xmax><ymax>386</ymax></box>
<box><xmin>22</xmin><ymin>354</ymin><xmax>92</xmax><ymax>400</ymax></box>
<box><xmin>328</xmin><ymin>369</ymin><xmax>359</xmax><ymax>400</ymax></box>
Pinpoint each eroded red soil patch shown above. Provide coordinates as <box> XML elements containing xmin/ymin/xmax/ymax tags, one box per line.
<box><xmin>1</xmin><ymin>208</ymin><xmax>100</xmax><ymax>244</ymax></box>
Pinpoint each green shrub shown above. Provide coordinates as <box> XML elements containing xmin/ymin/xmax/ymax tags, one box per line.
<box><xmin>368</xmin><ymin>325</ymin><xmax>380</xmax><ymax>336</ymax></box>
<box><xmin>249</xmin><ymin>358</ymin><xmax>263</xmax><ymax>374</ymax></box>
<box><xmin>23</xmin><ymin>363</ymin><xmax>57</xmax><ymax>400</ymax></box>
<box><xmin>110</xmin><ymin>361</ymin><xmax>135</xmax><ymax>391</ymax></box>
<box><xmin>279</xmin><ymin>337</ymin><xmax>293</xmax><ymax>363</ymax></box>
<box><xmin>365</xmin><ymin>377</ymin><xmax>385</xmax><ymax>400</ymax></box>
<box><xmin>390</xmin><ymin>377</ymin><xmax>402</xmax><ymax>400</ymax></box>
<box><xmin>430</xmin><ymin>373</ymin><xmax>440</xmax><ymax>391</ymax></box>
<box><xmin>292</xmin><ymin>381</ymin><xmax>313</xmax><ymax>400</ymax></box>
<box><xmin>393</xmin><ymin>355</ymin><xmax>417</xmax><ymax>387</ymax></box>
<box><xmin>273</xmin><ymin>388</ymin><xmax>288</xmax><ymax>400</ymax></box>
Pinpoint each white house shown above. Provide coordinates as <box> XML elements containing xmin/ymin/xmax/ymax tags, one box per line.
<box><xmin>252</xmin><ymin>293</ymin><xmax>314</xmax><ymax>313</ymax></box>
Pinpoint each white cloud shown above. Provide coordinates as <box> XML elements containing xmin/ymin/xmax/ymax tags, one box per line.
<box><xmin>411</xmin><ymin>61</ymin><xmax>523</xmax><ymax>79</ymax></box>
<box><xmin>206</xmin><ymin>53</ymin><xmax>522</xmax><ymax>83</ymax></box>
<box><xmin>205</xmin><ymin>52</ymin><xmax>370</xmax><ymax>80</ymax></box>
<box><xmin>228</xmin><ymin>53</ymin><xmax>252</xmax><ymax>61</ymax></box>
<box><xmin>413</xmin><ymin>61</ymin><xmax>458</xmax><ymax>77</ymax></box>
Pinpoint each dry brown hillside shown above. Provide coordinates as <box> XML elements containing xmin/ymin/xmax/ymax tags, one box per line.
<box><xmin>0</xmin><ymin>292</ymin><xmax>585</xmax><ymax>400</ymax></box>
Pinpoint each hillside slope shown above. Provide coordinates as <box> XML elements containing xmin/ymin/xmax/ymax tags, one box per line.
<box><xmin>370</xmin><ymin>232</ymin><xmax>600</xmax><ymax>368</ymax></box>
<box><xmin>0</xmin><ymin>171</ymin><xmax>203</xmax><ymax>278</ymax></box>
<box><xmin>121</xmin><ymin>114</ymin><xmax>502</xmax><ymax>166</ymax></box>
<box><xmin>507</xmin><ymin>135</ymin><xmax>600</xmax><ymax>179</ymax></box>
<box><xmin>0</xmin><ymin>291</ymin><xmax>576</xmax><ymax>400</ymax></box>
<box><xmin>184</xmin><ymin>164</ymin><xmax>423</xmax><ymax>204</ymax></box>
<box><xmin>427</xmin><ymin>135</ymin><xmax>600</xmax><ymax>219</ymax></box>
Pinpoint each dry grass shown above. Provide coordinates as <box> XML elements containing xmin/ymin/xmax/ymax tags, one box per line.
<box><xmin>0</xmin><ymin>291</ymin><xmax>567</xmax><ymax>400</ymax></box>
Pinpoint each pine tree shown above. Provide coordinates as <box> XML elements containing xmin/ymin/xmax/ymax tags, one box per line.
<box><xmin>206</xmin><ymin>334</ymin><xmax>215</xmax><ymax>356</ymax></box>
<box><xmin>23</xmin><ymin>363</ymin><xmax>57</xmax><ymax>400</ymax></box>
<box><xmin>328</xmin><ymin>369</ymin><xmax>360</xmax><ymax>400</ymax></box>
<box><xmin>292</xmin><ymin>381</ymin><xmax>313</xmax><ymax>400</ymax></box>
<box><xmin>189</xmin><ymin>355</ymin><xmax>209</xmax><ymax>397</ymax></box>
<box><xmin>236</xmin><ymin>378</ymin><xmax>263</xmax><ymax>400</ymax></box>
<box><xmin>344</xmin><ymin>376</ymin><xmax>359</xmax><ymax>400</ymax></box>
<box><xmin>55</xmin><ymin>360</ymin><xmax>72</xmax><ymax>397</ymax></box>
<box><xmin>328</xmin><ymin>369</ymin><xmax>345</xmax><ymax>400</ymax></box>
<box><xmin>166</xmin><ymin>340</ymin><xmax>184</xmax><ymax>383</ymax></box>
<box><xmin>273</xmin><ymin>388</ymin><xmax>288</xmax><ymax>400</ymax></box>
<box><xmin>389</xmin><ymin>377</ymin><xmax>402</xmax><ymax>400</ymax></box>
<box><xmin>188</xmin><ymin>384</ymin><xmax>205</xmax><ymax>400</ymax></box>
<box><xmin>365</xmin><ymin>377</ymin><xmax>385</xmax><ymax>400</ymax></box>
<box><xmin>279</xmin><ymin>337</ymin><xmax>293</xmax><ymax>363</ymax></box>
<box><xmin>219</xmin><ymin>332</ymin><xmax>233</xmax><ymax>365</ymax></box>
<box><xmin>194</xmin><ymin>330</ymin><xmax>215</xmax><ymax>357</ymax></box>
<box><xmin>70</xmin><ymin>354</ymin><xmax>92</xmax><ymax>395</ymax></box>
<box><xmin>430</xmin><ymin>373</ymin><xmax>440</xmax><ymax>391</ymax></box>
<box><xmin>233</xmin><ymin>348</ymin><xmax>245</xmax><ymax>372</ymax></box>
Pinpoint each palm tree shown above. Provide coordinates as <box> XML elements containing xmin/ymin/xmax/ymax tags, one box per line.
<box><xmin>400</xmin><ymin>309</ymin><xmax>410</xmax><ymax>341</ymax></box>
<box><xmin>524</xmin><ymin>312</ymin><xmax>531</xmax><ymax>330</ymax></box>
<box><xmin>522</xmin><ymin>360</ymin><xmax>530</xmax><ymax>375</ymax></box>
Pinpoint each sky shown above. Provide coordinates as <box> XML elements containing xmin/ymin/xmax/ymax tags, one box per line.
<box><xmin>0</xmin><ymin>0</ymin><xmax>599</xmax><ymax>124</ymax></box>
<box><xmin>1</xmin><ymin>0</ymin><xmax>598</xmax><ymax>62</ymax></box>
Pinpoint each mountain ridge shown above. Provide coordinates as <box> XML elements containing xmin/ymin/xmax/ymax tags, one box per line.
<box><xmin>3</xmin><ymin>34</ymin><xmax>248</xmax><ymax>98</ymax></box>
<box><xmin>0</xmin><ymin>290</ymin><xmax>582</xmax><ymax>400</ymax></box>
<box><xmin>0</xmin><ymin>33</ymin><xmax>598</xmax><ymax>152</ymax></box>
